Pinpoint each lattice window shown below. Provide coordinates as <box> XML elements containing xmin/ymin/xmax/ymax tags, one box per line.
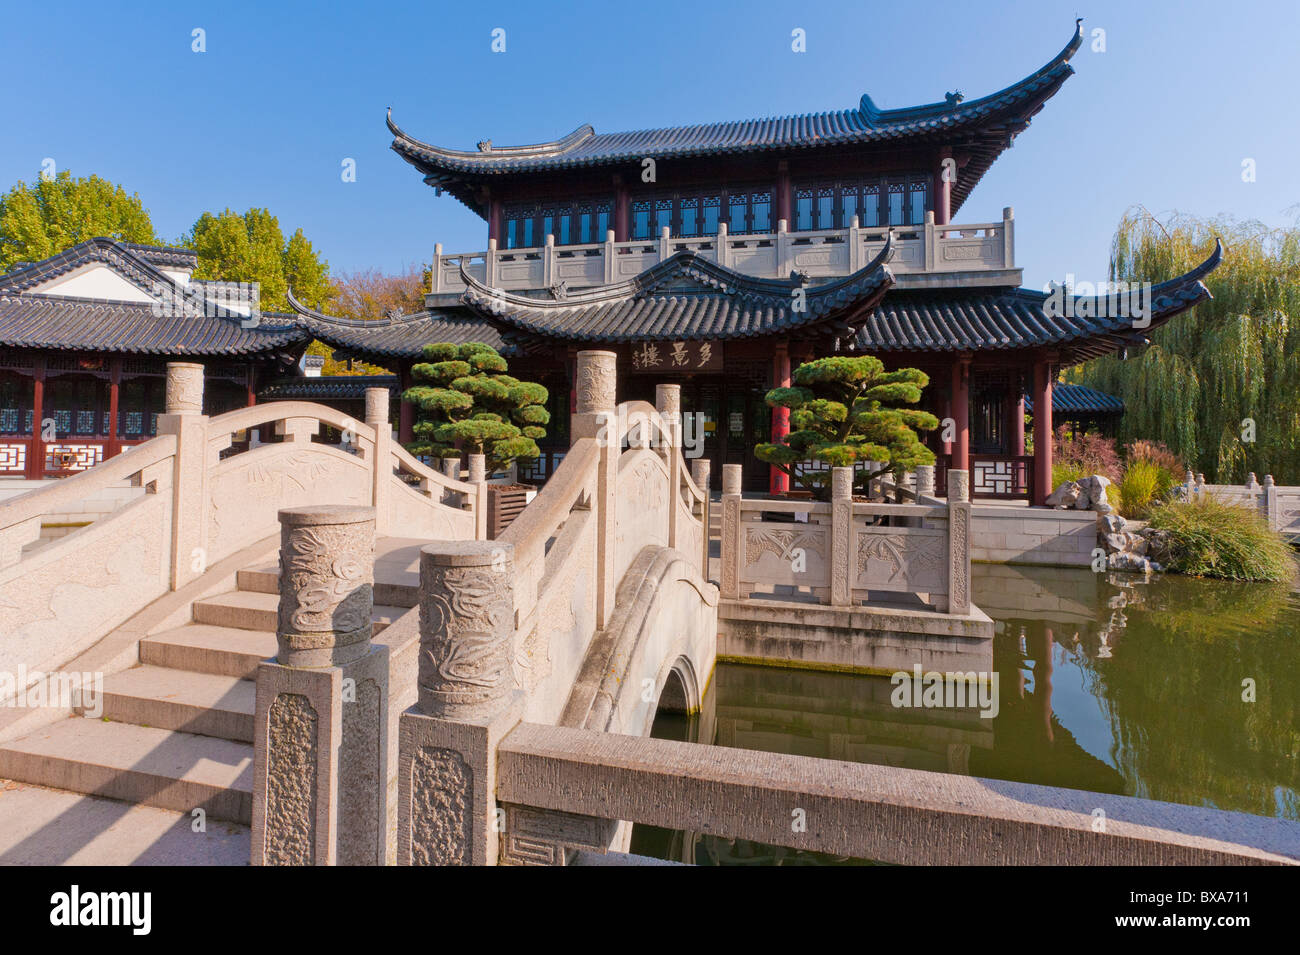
<box><xmin>123</xmin><ymin>358</ymin><xmax>166</xmax><ymax>376</ymax></box>
<box><xmin>792</xmin><ymin>175</ymin><xmax>929</xmax><ymax>231</ymax></box>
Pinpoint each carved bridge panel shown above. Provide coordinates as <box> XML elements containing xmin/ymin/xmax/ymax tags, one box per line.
<box><xmin>853</xmin><ymin>526</ymin><xmax>947</xmax><ymax>594</ymax></box>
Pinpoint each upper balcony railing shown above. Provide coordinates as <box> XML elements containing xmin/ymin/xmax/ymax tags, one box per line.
<box><xmin>431</xmin><ymin>207</ymin><xmax>1016</xmax><ymax>296</ymax></box>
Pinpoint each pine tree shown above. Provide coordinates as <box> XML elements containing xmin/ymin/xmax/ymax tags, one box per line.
<box><xmin>754</xmin><ymin>355</ymin><xmax>938</xmax><ymax>499</ymax></box>
<box><xmin>403</xmin><ymin>342</ymin><xmax>549</xmax><ymax>474</ymax></box>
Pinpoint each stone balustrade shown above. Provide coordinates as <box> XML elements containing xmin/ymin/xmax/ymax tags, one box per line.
<box><xmin>720</xmin><ymin>464</ymin><xmax>971</xmax><ymax>615</ymax></box>
<box><xmin>0</xmin><ymin>362</ymin><xmax>486</xmax><ymax>691</ymax></box>
<box><xmin>1188</xmin><ymin>471</ymin><xmax>1300</xmax><ymax>540</ymax></box>
<box><xmin>432</xmin><ymin>209</ymin><xmax>1017</xmax><ymax>297</ymax></box>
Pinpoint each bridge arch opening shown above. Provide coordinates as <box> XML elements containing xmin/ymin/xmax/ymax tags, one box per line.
<box><xmin>646</xmin><ymin>656</ymin><xmax>702</xmax><ymax>743</ymax></box>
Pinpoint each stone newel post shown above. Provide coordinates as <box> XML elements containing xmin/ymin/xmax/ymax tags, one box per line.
<box><xmin>945</xmin><ymin>470</ymin><xmax>971</xmax><ymax>615</ymax></box>
<box><xmin>830</xmin><ymin>466</ymin><xmax>853</xmax><ymax>606</ymax></box>
<box><xmin>690</xmin><ymin>458</ymin><xmax>712</xmax><ymax>575</ymax></box>
<box><xmin>720</xmin><ymin>464</ymin><xmax>743</xmax><ymax>599</ymax></box>
<box><xmin>158</xmin><ymin>361</ymin><xmax>208</xmax><ymax>590</ymax></box>
<box><xmin>365</xmin><ymin>387</ymin><xmax>392</xmax><ymax>534</ymax></box>
<box><xmin>467</xmin><ymin>452</ymin><xmax>489</xmax><ymax>540</ymax></box>
<box><xmin>398</xmin><ymin>540</ymin><xmax>524</xmax><ymax>865</ymax></box>
<box><xmin>570</xmin><ymin>350</ymin><xmax>618</xmax><ymax>628</ymax></box>
<box><xmin>252</xmin><ymin>505</ymin><xmax>389</xmax><ymax>866</ymax></box>
<box><xmin>415</xmin><ymin>542</ymin><xmax>515</xmax><ymax>720</ymax></box>
<box><xmin>657</xmin><ymin>383</ymin><xmax>682</xmax><ymax>550</ymax></box>
<box><xmin>916</xmin><ymin>464</ymin><xmax>936</xmax><ymax>499</ymax></box>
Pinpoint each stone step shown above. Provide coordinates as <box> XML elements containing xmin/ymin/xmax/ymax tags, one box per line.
<box><xmin>192</xmin><ymin>590</ymin><xmax>406</xmax><ymax>634</ymax></box>
<box><xmin>238</xmin><ymin>560</ymin><xmax>418</xmax><ymax>609</ymax></box>
<box><xmin>140</xmin><ymin>624</ymin><xmax>277</xmax><ymax>680</ymax></box>
<box><xmin>235</xmin><ymin>563</ymin><xmax>279</xmax><ymax>595</ymax></box>
<box><xmin>83</xmin><ymin>666</ymin><xmax>255</xmax><ymax>743</ymax></box>
<box><xmin>0</xmin><ymin>719</ymin><xmax>253</xmax><ymax>824</ymax></box>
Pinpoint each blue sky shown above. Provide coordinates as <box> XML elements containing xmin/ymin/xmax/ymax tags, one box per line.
<box><xmin>2</xmin><ymin>0</ymin><xmax>1297</xmax><ymax>290</ymax></box>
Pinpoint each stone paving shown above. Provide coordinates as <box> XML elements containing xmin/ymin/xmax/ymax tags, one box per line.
<box><xmin>0</xmin><ymin>778</ymin><xmax>249</xmax><ymax>866</ymax></box>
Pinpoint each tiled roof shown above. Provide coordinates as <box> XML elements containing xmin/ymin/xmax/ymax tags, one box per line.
<box><xmin>389</xmin><ymin>21</ymin><xmax>1083</xmax><ymax>215</ymax></box>
<box><xmin>857</xmin><ymin>241</ymin><xmax>1222</xmax><ymax>365</ymax></box>
<box><xmin>286</xmin><ymin>291</ymin><xmax>513</xmax><ymax>359</ymax></box>
<box><xmin>0</xmin><ymin>239</ymin><xmax>308</xmax><ymax>355</ymax></box>
<box><xmin>1026</xmin><ymin>384</ymin><xmax>1124</xmax><ymax>415</ymax></box>
<box><xmin>0</xmin><ymin>237</ymin><xmax>194</xmax><ymax>298</ymax></box>
<box><xmin>458</xmin><ymin>244</ymin><xmax>895</xmax><ymax>344</ymax></box>
<box><xmin>258</xmin><ymin>375</ymin><xmax>400</xmax><ymax>401</ymax></box>
<box><xmin>0</xmin><ymin>295</ymin><xmax>305</xmax><ymax>355</ymax></box>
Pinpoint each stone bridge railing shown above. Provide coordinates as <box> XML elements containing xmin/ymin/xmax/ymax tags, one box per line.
<box><xmin>0</xmin><ymin>362</ymin><xmax>482</xmax><ymax>680</ymax></box>
<box><xmin>720</xmin><ymin>463</ymin><xmax>971</xmax><ymax>614</ymax></box>
<box><xmin>1189</xmin><ymin>471</ymin><xmax>1300</xmax><ymax>541</ymax></box>
<box><xmin>252</xmin><ymin>350</ymin><xmax>719</xmax><ymax>865</ymax></box>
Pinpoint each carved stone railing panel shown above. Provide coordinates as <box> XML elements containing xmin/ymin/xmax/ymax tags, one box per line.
<box><xmin>613</xmin><ymin>448</ymin><xmax>670</xmax><ymax>584</ymax></box>
<box><xmin>853</xmin><ymin>526</ymin><xmax>947</xmax><ymax>594</ymax></box>
<box><xmin>206</xmin><ymin>442</ymin><xmax>372</xmax><ymax>567</ymax></box>
<box><xmin>739</xmin><ymin>522</ymin><xmax>830</xmax><ymax>590</ymax></box>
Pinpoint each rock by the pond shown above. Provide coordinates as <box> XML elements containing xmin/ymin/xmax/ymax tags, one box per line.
<box><xmin>1076</xmin><ymin>474</ymin><xmax>1113</xmax><ymax>509</ymax></box>
<box><xmin>1140</xmin><ymin>527</ymin><xmax>1177</xmax><ymax>564</ymax></box>
<box><xmin>1100</xmin><ymin>514</ymin><xmax>1127</xmax><ymax>534</ymax></box>
<box><xmin>1108</xmin><ymin>551</ymin><xmax>1160</xmax><ymax>573</ymax></box>
<box><xmin>1045</xmin><ymin>481</ymin><xmax>1081</xmax><ymax>508</ymax></box>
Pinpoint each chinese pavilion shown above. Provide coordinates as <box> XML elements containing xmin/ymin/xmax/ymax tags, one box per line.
<box><xmin>291</xmin><ymin>18</ymin><xmax>1218</xmax><ymax>501</ymax></box>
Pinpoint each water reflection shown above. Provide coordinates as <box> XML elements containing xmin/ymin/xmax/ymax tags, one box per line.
<box><xmin>633</xmin><ymin>564</ymin><xmax>1300</xmax><ymax>864</ymax></box>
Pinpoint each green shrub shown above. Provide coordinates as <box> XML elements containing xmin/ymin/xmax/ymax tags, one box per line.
<box><xmin>1145</xmin><ymin>495</ymin><xmax>1295</xmax><ymax>581</ymax></box>
<box><xmin>1118</xmin><ymin>459</ymin><xmax>1164</xmax><ymax>519</ymax></box>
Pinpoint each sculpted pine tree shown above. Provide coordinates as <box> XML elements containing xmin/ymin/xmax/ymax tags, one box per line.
<box><xmin>754</xmin><ymin>355</ymin><xmax>938</xmax><ymax>499</ymax></box>
<box><xmin>403</xmin><ymin>342</ymin><xmax>549</xmax><ymax>474</ymax></box>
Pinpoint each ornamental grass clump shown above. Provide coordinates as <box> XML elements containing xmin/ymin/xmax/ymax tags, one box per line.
<box><xmin>1117</xmin><ymin>459</ymin><xmax>1166</xmax><ymax>520</ymax></box>
<box><xmin>754</xmin><ymin>355</ymin><xmax>937</xmax><ymax>500</ymax></box>
<box><xmin>402</xmin><ymin>342</ymin><xmax>549</xmax><ymax>475</ymax></box>
<box><xmin>1145</xmin><ymin>494</ymin><xmax>1294</xmax><ymax>582</ymax></box>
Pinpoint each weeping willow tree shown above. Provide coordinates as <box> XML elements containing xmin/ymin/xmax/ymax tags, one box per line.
<box><xmin>1069</xmin><ymin>209</ymin><xmax>1300</xmax><ymax>483</ymax></box>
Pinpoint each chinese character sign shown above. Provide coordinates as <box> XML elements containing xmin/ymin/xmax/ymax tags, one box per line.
<box><xmin>629</xmin><ymin>340</ymin><xmax>722</xmax><ymax>373</ymax></box>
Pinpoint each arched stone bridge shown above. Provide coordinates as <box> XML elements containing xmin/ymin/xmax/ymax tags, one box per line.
<box><xmin>1</xmin><ymin>355</ymin><xmax>1294</xmax><ymax>866</ymax></box>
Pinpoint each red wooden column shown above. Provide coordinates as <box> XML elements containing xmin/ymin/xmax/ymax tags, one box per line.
<box><xmin>769</xmin><ymin>340</ymin><xmax>792</xmax><ymax>494</ymax></box>
<box><xmin>1031</xmin><ymin>353</ymin><xmax>1056</xmax><ymax>506</ymax></box>
<box><xmin>950</xmin><ymin>354</ymin><xmax>971</xmax><ymax>475</ymax></box>
<box><xmin>398</xmin><ymin>362</ymin><xmax>416</xmax><ymax>445</ymax></box>
<box><xmin>486</xmin><ymin>194</ymin><xmax>500</xmax><ymax>245</ymax></box>
<box><xmin>613</xmin><ymin>176</ymin><xmax>629</xmax><ymax>242</ymax></box>
<box><xmin>245</xmin><ymin>363</ymin><xmax>258</xmax><ymax>406</ymax></box>
<box><xmin>566</xmin><ymin>347</ymin><xmax>579</xmax><ymax>415</ymax></box>
<box><xmin>1010</xmin><ymin>391</ymin><xmax>1026</xmax><ymax>456</ymax></box>
<box><xmin>106</xmin><ymin>357</ymin><xmax>122</xmax><ymax>460</ymax></box>
<box><xmin>26</xmin><ymin>357</ymin><xmax>45</xmax><ymax>479</ymax></box>
<box><xmin>776</xmin><ymin>160</ymin><xmax>792</xmax><ymax>228</ymax></box>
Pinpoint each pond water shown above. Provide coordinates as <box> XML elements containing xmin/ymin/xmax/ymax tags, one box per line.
<box><xmin>631</xmin><ymin>563</ymin><xmax>1300</xmax><ymax>865</ymax></box>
